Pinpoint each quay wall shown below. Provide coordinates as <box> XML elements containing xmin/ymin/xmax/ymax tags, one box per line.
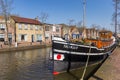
<box><xmin>0</xmin><ymin>44</ymin><xmax>52</xmax><ymax>52</ymax></box>
<box><xmin>89</xmin><ymin>47</ymin><xmax>120</xmax><ymax>80</ymax></box>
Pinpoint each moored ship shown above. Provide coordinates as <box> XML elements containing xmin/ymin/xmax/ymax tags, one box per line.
<box><xmin>52</xmin><ymin>29</ymin><xmax>117</xmax><ymax>80</ymax></box>
<box><xmin>52</xmin><ymin>30</ymin><xmax>116</xmax><ymax>62</ymax></box>
<box><xmin>52</xmin><ymin>0</ymin><xmax>117</xmax><ymax>79</ymax></box>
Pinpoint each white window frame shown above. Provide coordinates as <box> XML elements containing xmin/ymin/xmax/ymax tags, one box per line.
<box><xmin>36</xmin><ymin>34</ymin><xmax>42</xmax><ymax>41</ymax></box>
<box><xmin>24</xmin><ymin>24</ymin><xmax>28</xmax><ymax>30</ymax></box>
<box><xmin>56</xmin><ymin>27</ymin><xmax>60</xmax><ymax>32</ymax></box>
<box><xmin>30</xmin><ymin>25</ymin><xmax>33</xmax><ymax>30</ymax></box>
<box><xmin>45</xmin><ymin>33</ymin><xmax>49</xmax><ymax>39</ymax></box>
<box><xmin>0</xmin><ymin>24</ymin><xmax>6</xmax><ymax>30</ymax></box>
<box><xmin>35</xmin><ymin>25</ymin><xmax>38</xmax><ymax>30</ymax></box>
<box><xmin>0</xmin><ymin>34</ymin><xmax>5</xmax><ymax>38</ymax></box>
<box><xmin>18</xmin><ymin>24</ymin><xmax>22</xmax><ymax>30</ymax></box>
<box><xmin>39</xmin><ymin>26</ymin><xmax>42</xmax><ymax>30</ymax></box>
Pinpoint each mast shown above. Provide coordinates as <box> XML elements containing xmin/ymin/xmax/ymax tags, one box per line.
<box><xmin>83</xmin><ymin>0</ymin><xmax>86</xmax><ymax>27</ymax></box>
<box><xmin>115</xmin><ymin>0</ymin><xmax>117</xmax><ymax>38</ymax></box>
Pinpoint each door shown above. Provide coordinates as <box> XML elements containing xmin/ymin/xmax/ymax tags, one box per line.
<box><xmin>31</xmin><ymin>35</ymin><xmax>34</xmax><ymax>42</ymax></box>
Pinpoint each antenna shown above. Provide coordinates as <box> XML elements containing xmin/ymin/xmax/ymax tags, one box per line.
<box><xmin>83</xmin><ymin>0</ymin><xmax>86</xmax><ymax>27</ymax></box>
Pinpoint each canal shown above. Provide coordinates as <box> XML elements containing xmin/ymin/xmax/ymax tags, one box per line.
<box><xmin>0</xmin><ymin>47</ymin><xmax>119</xmax><ymax>80</ymax></box>
<box><xmin>0</xmin><ymin>48</ymin><xmax>53</xmax><ymax>80</ymax></box>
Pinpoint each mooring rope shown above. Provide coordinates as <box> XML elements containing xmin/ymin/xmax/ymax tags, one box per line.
<box><xmin>80</xmin><ymin>44</ymin><xmax>92</xmax><ymax>80</ymax></box>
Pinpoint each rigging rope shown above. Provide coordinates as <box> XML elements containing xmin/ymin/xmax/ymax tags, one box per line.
<box><xmin>80</xmin><ymin>44</ymin><xmax>92</xmax><ymax>80</ymax></box>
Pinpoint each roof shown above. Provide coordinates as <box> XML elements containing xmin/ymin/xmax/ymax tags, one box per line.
<box><xmin>11</xmin><ymin>16</ymin><xmax>41</xmax><ymax>25</ymax></box>
<box><xmin>0</xmin><ymin>16</ymin><xmax>4</xmax><ymax>19</ymax></box>
<box><xmin>78</xmin><ymin>27</ymin><xmax>85</xmax><ymax>33</ymax></box>
<box><xmin>69</xmin><ymin>26</ymin><xmax>76</xmax><ymax>31</ymax></box>
<box><xmin>99</xmin><ymin>30</ymin><xmax>112</xmax><ymax>33</ymax></box>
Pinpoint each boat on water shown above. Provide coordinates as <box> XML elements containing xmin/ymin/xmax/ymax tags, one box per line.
<box><xmin>52</xmin><ymin>29</ymin><xmax>117</xmax><ymax>80</ymax></box>
<box><xmin>52</xmin><ymin>30</ymin><xmax>116</xmax><ymax>62</ymax></box>
<box><xmin>52</xmin><ymin>0</ymin><xmax>117</xmax><ymax>79</ymax></box>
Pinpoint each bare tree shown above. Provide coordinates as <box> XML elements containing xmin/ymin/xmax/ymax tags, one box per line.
<box><xmin>76</xmin><ymin>21</ymin><xmax>82</xmax><ymax>27</ymax></box>
<box><xmin>68</xmin><ymin>19</ymin><xmax>75</xmax><ymax>26</ymax></box>
<box><xmin>39</xmin><ymin>12</ymin><xmax>48</xmax><ymax>23</ymax></box>
<box><xmin>39</xmin><ymin>12</ymin><xmax>49</xmax><ymax>44</ymax></box>
<box><xmin>0</xmin><ymin>0</ymin><xmax>13</xmax><ymax>46</ymax></box>
<box><xmin>91</xmin><ymin>24</ymin><xmax>101</xmax><ymax>30</ymax></box>
<box><xmin>11</xmin><ymin>13</ymin><xmax>20</xmax><ymax>17</ymax></box>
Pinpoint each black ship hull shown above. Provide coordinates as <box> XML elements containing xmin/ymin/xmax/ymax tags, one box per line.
<box><xmin>52</xmin><ymin>37</ymin><xmax>117</xmax><ymax>79</ymax></box>
<box><xmin>52</xmin><ymin>37</ymin><xmax>116</xmax><ymax>62</ymax></box>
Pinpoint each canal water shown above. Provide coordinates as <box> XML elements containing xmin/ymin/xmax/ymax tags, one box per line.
<box><xmin>0</xmin><ymin>47</ymin><xmax>119</xmax><ymax>80</ymax></box>
<box><xmin>0</xmin><ymin>48</ymin><xmax>53</xmax><ymax>80</ymax></box>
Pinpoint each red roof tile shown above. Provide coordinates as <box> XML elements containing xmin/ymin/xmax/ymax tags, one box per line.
<box><xmin>11</xmin><ymin>16</ymin><xmax>41</xmax><ymax>25</ymax></box>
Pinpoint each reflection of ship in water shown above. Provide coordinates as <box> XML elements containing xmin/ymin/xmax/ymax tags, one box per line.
<box><xmin>54</xmin><ymin>58</ymin><xmax>109</xmax><ymax>80</ymax></box>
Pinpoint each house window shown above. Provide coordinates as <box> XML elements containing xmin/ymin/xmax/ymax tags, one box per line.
<box><xmin>35</xmin><ymin>25</ymin><xmax>39</xmax><ymax>30</ymax></box>
<box><xmin>53</xmin><ymin>26</ymin><xmax>56</xmax><ymax>32</ymax></box>
<box><xmin>0</xmin><ymin>24</ymin><xmax>5</xmax><ymax>30</ymax></box>
<box><xmin>30</xmin><ymin>25</ymin><xmax>33</xmax><ymax>30</ymax></box>
<box><xmin>18</xmin><ymin>24</ymin><xmax>22</xmax><ymax>30</ymax></box>
<box><xmin>8</xmin><ymin>34</ymin><xmax>12</xmax><ymax>38</ymax></box>
<box><xmin>45</xmin><ymin>33</ymin><xmax>49</xmax><ymax>39</ymax></box>
<box><xmin>64</xmin><ymin>34</ymin><xmax>69</xmax><ymax>40</ymax></box>
<box><xmin>21</xmin><ymin>35</ymin><xmax>25</xmax><ymax>40</ymax></box>
<box><xmin>36</xmin><ymin>34</ymin><xmax>42</xmax><ymax>42</ymax></box>
<box><xmin>45</xmin><ymin>26</ymin><xmax>49</xmax><ymax>31</ymax></box>
<box><xmin>18</xmin><ymin>34</ymin><xmax>27</xmax><ymax>41</ymax></box>
<box><xmin>72</xmin><ymin>34</ymin><xmax>79</xmax><ymax>39</ymax></box>
<box><xmin>24</xmin><ymin>24</ymin><xmax>28</xmax><ymax>30</ymax></box>
<box><xmin>20</xmin><ymin>34</ymin><xmax>27</xmax><ymax>41</ymax></box>
<box><xmin>39</xmin><ymin>26</ymin><xmax>42</xmax><ymax>30</ymax></box>
<box><xmin>8</xmin><ymin>34</ymin><xmax>12</xmax><ymax>43</ymax></box>
<box><xmin>0</xmin><ymin>34</ymin><xmax>5</xmax><ymax>41</ymax></box>
<box><xmin>56</xmin><ymin>27</ymin><xmax>59</xmax><ymax>32</ymax></box>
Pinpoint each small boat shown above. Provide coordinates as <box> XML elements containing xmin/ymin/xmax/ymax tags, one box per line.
<box><xmin>52</xmin><ymin>30</ymin><xmax>116</xmax><ymax>62</ymax></box>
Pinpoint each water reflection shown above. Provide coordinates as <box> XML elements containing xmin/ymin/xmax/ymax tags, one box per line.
<box><xmin>0</xmin><ymin>48</ymin><xmax>53</xmax><ymax>80</ymax></box>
